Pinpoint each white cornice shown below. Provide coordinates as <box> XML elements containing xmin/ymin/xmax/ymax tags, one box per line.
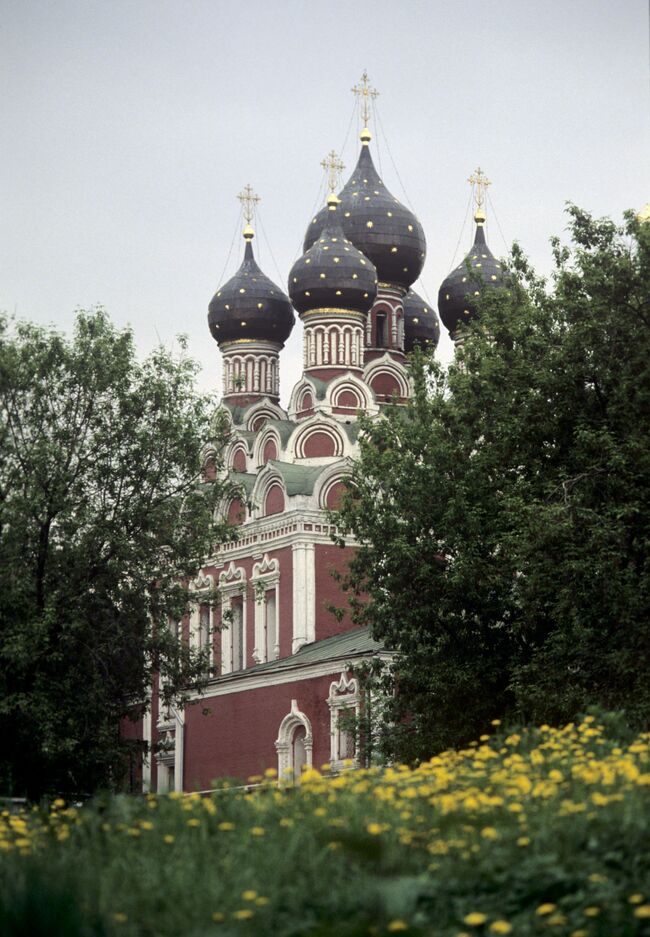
<box><xmin>187</xmin><ymin>650</ymin><xmax>392</xmax><ymax>701</ymax></box>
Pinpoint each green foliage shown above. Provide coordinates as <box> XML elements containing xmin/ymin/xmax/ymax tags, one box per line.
<box><xmin>0</xmin><ymin>309</ymin><xmax>236</xmax><ymax>797</ymax></box>
<box><xmin>334</xmin><ymin>208</ymin><xmax>650</xmax><ymax>761</ymax></box>
<box><xmin>1</xmin><ymin>717</ymin><xmax>649</xmax><ymax>936</ymax></box>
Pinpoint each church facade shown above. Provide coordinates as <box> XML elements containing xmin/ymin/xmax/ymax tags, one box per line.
<box><xmin>138</xmin><ymin>78</ymin><xmax>505</xmax><ymax>794</ymax></box>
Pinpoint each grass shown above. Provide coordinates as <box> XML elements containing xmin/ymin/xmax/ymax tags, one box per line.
<box><xmin>1</xmin><ymin>715</ymin><xmax>650</xmax><ymax>936</ymax></box>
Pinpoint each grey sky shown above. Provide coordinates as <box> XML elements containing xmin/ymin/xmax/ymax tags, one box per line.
<box><xmin>2</xmin><ymin>0</ymin><xmax>649</xmax><ymax>405</ymax></box>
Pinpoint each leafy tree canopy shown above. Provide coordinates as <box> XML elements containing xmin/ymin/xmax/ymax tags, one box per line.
<box><xmin>0</xmin><ymin>308</ymin><xmax>235</xmax><ymax>797</ymax></box>
<box><xmin>335</xmin><ymin>208</ymin><xmax>650</xmax><ymax>762</ymax></box>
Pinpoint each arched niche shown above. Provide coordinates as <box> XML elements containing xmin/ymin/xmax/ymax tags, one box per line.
<box><xmin>275</xmin><ymin>700</ymin><xmax>313</xmax><ymax>781</ymax></box>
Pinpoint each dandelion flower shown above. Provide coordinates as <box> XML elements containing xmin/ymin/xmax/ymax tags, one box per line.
<box><xmin>233</xmin><ymin>909</ymin><xmax>254</xmax><ymax>920</ymax></box>
<box><xmin>536</xmin><ymin>903</ymin><xmax>556</xmax><ymax>916</ymax></box>
<box><xmin>242</xmin><ymin>890</ymin><xmax>257</xmax><ymax>901</ymax></box>
<box><xmin>163</xmin><ymin>835</ymin><xmax>174</xmax><ymax>844</ymax></box>
<box><xmin>634</xmin><ymin>906</ymin><xmax>650</xmax><ymax>919</ymax></box>
<box><xmin>387</xmin><ymin>922</ymin><xmax>408</xmax><ymax>932</ymax></box>
<box><xmin>250</xmin><ymin>826</ymin><xmax>265</xmax><ymax>836</ymax></box>
<box><xmin>489</xmin><ymin>923</ymin><xmax>512</xmax><ymax>935</ymax></box>
<box><xmin>464</xmin><ymin>912</ymin><xmax>488</xmax><ymax>926</ymax></box>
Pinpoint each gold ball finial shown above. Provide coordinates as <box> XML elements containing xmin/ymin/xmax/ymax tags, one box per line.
<box><xmin>360</xmin><ymin>127</ymin><xmax>371</xmax><ymax>145</ymax></box>
<box><xmin>243</xmin><ymin>223</ymin><xmax>255</xmax><ymax>240</ymax></box>
<box><xmin>327</xmin><ymin>193</ymin><xmax>341</xmax><ymax>210</ymax></box>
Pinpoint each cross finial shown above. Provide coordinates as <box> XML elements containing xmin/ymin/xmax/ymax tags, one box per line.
<box><xmin>237</xmin><ymin>184</ymin><xmax>260</xmax><ymax>225</ymax></box>
<box><xmin>321</xmin><ymin>150</ymin><xmax>345</xmax><ymax>194</ymax></box>
<box><xmin>351</xmin><ymin>70</ymin><xmax>379</xmax><ymax>128</ymax></box>
<box><xmin>468</xmin><ymin>167</ymin><xmax>491</xmax><ymax>224</ymax></box>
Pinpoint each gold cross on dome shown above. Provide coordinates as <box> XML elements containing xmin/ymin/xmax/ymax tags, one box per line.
<box><xmin>468</xmin><ymin>167</ymin><xmax>491</xmax><ymax>221</ymax></box>
<box><xmin>237</xmin><ymin>184</ymin><xmax>260</xmax><ymax>224</ymax></box>
<box><xmin>321</xmin><ymin>150</ymin><xmax>345</xmax><ymax>194</ymax></box>
<box><xmin>351</xmin><ymin>71</ymin><xmax>379</xmax><ymax>126</ymax></box>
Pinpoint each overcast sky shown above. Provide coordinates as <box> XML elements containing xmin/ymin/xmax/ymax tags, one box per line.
<box><xmin>2</xmin><ymin>0</ymin><xmax>649</xmax><ymax>405</ymax></box>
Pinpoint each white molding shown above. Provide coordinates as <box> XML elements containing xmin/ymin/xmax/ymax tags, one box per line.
<box><xmin>274</xmin><ymin>699</ymin><xmax>313</xmax><ymax>779</ymax></box>
<box><xmin>292</xmin><ymin>540</ymin><xmax>315</xmax><ymax>652</ymax></box>
<box><xmin>218</xmin><ymin>563</ymin><xmax>247</xmax><ymax>674</ymax></box>
<box><xmin>251</xmin><ymin>553</ymin><xmax>280</xmax><ymax>663</ymax></box>
<box><xmin>185</xmin><ymin>649</ymin><xmax>391</xmax><ymax>701</ymax></box>
<box><xmin>327</xmin><ymin>672</ymin><xmax>361</xmax><ymax>770</ymax></box>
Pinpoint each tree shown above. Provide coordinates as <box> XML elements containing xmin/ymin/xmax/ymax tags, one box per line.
<box><xmin>0</xmin><ymin>308</ymin><xmax>236</xmax><ymax>797</ymax></box>
<box><xmin>334</xmin><ymin>208</ymin><xmax>650</xmax><ymax>762</ymax></box>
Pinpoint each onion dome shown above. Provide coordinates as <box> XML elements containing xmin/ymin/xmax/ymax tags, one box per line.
<box><xmin>437</xmin><ymin>222</ymin><xmax>505</xmax><ymax>337</ymax></box>
<box><xmin>208</xmin><ymin>226</ymin><xmax>294</xmax><ymax>345</ymax></box>
<box><xmin>289</xmin><ymin>195</ymin><xmax>378</xmax><ymax>315</ymax></box>
<box><xmin>303</xmin><ymin>130</ymin><xmax>426</xmax><ymax>290</ymax></box>
<box><xmin>403</xmin><ymin>289</ymin><xmax>440</xmax><ymax>352</ymax></box>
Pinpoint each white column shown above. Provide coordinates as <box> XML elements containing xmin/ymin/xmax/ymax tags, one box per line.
<box><xmin>292</xmin><ymin>541</ymin><xmax>316</xmax><ymax>652</ymax></box>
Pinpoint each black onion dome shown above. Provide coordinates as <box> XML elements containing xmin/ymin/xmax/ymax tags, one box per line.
<box><xmin>303</xmin><ymin>139</ymin><xmax>426</xmax><ymax>290</ymax></box>
<box><xmin>403</xmin><ymin>289</ymin><xmax>440</xmax><ymax>352</ymax></box>
<box><xmin>208</xmin><ymin>233</ymin><xmax>294</xmax><ymax>345</ymax></box>
<box><xmin>437</xmin><ymin>224</ymin><xmax>506</xmax><ymax>336</ymax></box>
<box><xmin>289</xmin><ymin>197</ymin><xmax>378</xmax><ymax>315</ymax></box>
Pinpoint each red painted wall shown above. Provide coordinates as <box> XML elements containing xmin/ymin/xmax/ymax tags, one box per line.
<box><xmin>265</xmin><ymin>483</ymin><xmax>285</xmax><ymax>515</ymax></box>
<box><xmin>182</xmin><ymin>671</ymin><xmax>339</xmax><ymax>788</ymax></box>
<box><xmin>314</xmin><ymin>543</ymin><xmax>356</xmax><ymax>640</ymax></box>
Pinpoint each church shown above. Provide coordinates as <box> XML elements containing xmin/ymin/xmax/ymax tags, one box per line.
<box><xmin>138</xmin><ymin>75</ymin><xmax>506</xmax><ymax>794</ymax></box>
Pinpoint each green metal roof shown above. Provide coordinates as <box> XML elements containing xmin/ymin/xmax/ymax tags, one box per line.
<box><xmin>268</xmin><ymin>460</ymin><xmax>327</xmax><ymax>496</ymax></box>
<box><xmin>208</xmin><ymin>626</ymin><xmax>384</xmax><ymax>686</ymax></box>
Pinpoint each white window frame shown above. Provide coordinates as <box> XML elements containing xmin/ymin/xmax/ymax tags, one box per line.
<box><xmin>251</xmin><ymin>554</ymin><xmax>280</xmax><ymax>663</ymax></box>
<box><xmin>327</xmin><ymin>673</ymin><xmax>360</xmax><ymax>770</ymax></box>
<box><xmin>218</xmin><ymin>562</ymin><xmax>247</xmax><ymax>674</ymax></box>
<box><xmin>275</xmin><ymin>700</ymin><xmax>313</xmax><ymax>781</ymax></box>
<box><xmin>189</xmin><ymin>572</ymin><xmax>215</xmax><ymax>673</ymax></box>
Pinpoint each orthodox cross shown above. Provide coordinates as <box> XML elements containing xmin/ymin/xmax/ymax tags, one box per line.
<box><xmin>321</xmin><ymin>150</ymin><xmax>345</xmax><ymax>194</ymax></box>
<box><xmin>351</xmin><ymin>71</ymin><xmax>379</xmax><ymax>126</ymax></box>
<box><xmin>237</xmin><ymin>184</ymin><xmax>260</xmax><ymax>224</ymax></box>
<box><xmin>468</xmin><ymin>167</ymin><xmax>491</xmax><ymax>221</ymax></box>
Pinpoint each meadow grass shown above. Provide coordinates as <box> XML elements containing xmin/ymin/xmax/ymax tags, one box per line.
<box><xmin>1</xmin><ymin>715</ymin><xmax>649</xmax><ymax>936</ymax></box>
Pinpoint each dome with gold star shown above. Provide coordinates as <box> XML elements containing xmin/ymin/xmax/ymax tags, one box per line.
<box><xmin>403</xmin><ymin>288</ymin><xmax>440</xmax><ymax>352</ymax></box>
<box><xmin>289</xmin><ymin>195</ymin><xmax>378</xmax><ymax>315</ymax></box>
<box><xmin>208</xmin><ymin>225</ymin><xmax>294</xmax><ymax>345</ymax></box>
<box><xmin>303</xmin><ymin>133</ymin><xmax>426</xmax><ymax>291</ymax></box>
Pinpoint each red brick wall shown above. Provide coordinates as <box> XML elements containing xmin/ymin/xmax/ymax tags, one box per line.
<box><xmin>314</xmin><ymin>543</ymin><xmax>356</xmax><ymax>640</ymax></box>
<box><xmin>183</xmin><ymin>672</ymin><xmax>339</xmax><ymax>788</ymax></box>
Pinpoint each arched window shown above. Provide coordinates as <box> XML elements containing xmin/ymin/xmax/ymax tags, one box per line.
<box><xmin>264</xmin><ymin>483</ymin><xmax>285</xmax><ymax>515</ymax></box>
<box><xmin>275</xmin><ymin>701</ymin><xmax>313</xmax><ymax>781</ymax></box>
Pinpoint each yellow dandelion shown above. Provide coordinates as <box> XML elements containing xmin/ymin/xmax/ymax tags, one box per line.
<box><xmin>218</xmin><ymin>821</ymin><xmax>235</xmax><ymax>831</ymax></box>
<box><xmin>242</xmin><ymin>890</ymin><xmax>258</xmax><ymax>902</ymax></box>
<box><xmin>140</xmin><ymin>820</ymin><xmax>154</xmax><ymax>830</ymax></box>
<box><xmin>163</xmin><ymin>834</ymin><xmax>175</xmax><ymax>844</ymax></box>
<box><xmin>489</xmin><ymin>923</ymin><xmax>512</xmax><ymax>935</ymax></box>
<box><xmin>464</xmin><ymin>912</ymin><xmax>488</xmax><ymax>926</ymax></box>
<box><xmin>250</xmin><ymin>826</ymin><xmax>265</xmax><ymax>836</ymax></box>
<box><xmin>536</xmin><ymin>903</ymin><xmax>556</xmax><ymax>916</ymax></box>
<box><xmin>628</xmin><ymin>894</ymin><xmax>644</xmax><ymax>904</ymax></box>
<box><xmin>387</xmin><ymin>922</ymin><xmax>408</xmax><ymax>932</ymax></box>
<box><xmin>113</xmin><ymin>913</ymin><xmax>128</xmax><ymax>924</ymax></box>
<box><xmin>634</xmin><ymin>905</ymin><xmax>650</xmax><ymax>919</ymax></box>
<box><xmin>367</xmin><ymin>822</ymin><xmax>383</xmax><ymax>835</ymax></box>
<box><xmin>480</xmin><ymin>827</ymin><xmax>499</xmax><ymax>840</ymax></box>
<box><xmin>212</xmin><ymin>911</ymin><xmax>225</xmax><ymax>922</ymax></box>
<box><xmin>255</xmin><ymin>896</ymin><xmax>269</xmax><ymax>906</ymax></box>
<box><xmin>187</xmin><ymin>818</ymin><xmax>201</xmax><ymax>827</ymax></box>
<box><xmin>583</xmin><ymin>906</ymin><xmax>600</xmax><ymax>917</ymax></box>
<box><xmin>233</xmin><ymin>909</ymin><xmax>254</xmax><ymax>920</ymax></box>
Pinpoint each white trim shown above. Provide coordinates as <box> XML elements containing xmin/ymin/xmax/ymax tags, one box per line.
<box><xmin>292</xmin><ymin>540</ymin><xmax>315</xmax><ymax>652</ymax></box>
<box><xmin>218</xmin><ymin>562</ymin><xmax>247</xmax><ymax>674</ymax></box>
<box><xmin>185</xmin><ymin>649</ymin><xmax>392</xmax><ymax>701</ymax></box>
<box><xmin>327</xmin><ymin>672</ymin><xmax>361</xmax><ymax>769</ymax></box>
<box><xmin>251</xmin><ymin>554</ymin><xmax>280</xmax><ymax>663</ymax></box>
<box><xmin>275</xmin><ymin>700</ymin><xmax>313</xmax><ymax>779</ymax></box>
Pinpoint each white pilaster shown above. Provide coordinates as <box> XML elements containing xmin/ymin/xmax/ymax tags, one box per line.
<box><xmin>292</xmin><ymin>541</ymin><xmax>315</xmax><ymax>652</ymax></box>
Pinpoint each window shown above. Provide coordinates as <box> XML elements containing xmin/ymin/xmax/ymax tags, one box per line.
<box><xmin>230</xmin><ymin>596</ymin><xmax>244</xmax><ymax>672</ymax></box>
<box><xmin>199</xmin><ymin>604</ymin><xmax>210</xmax><ymax>652</ymax></box>
<box><xmin>376</xmin><ymin>312</ymin><xmax>386</xmax><ymax>347</ymax></box>
<box><xmin>265</xmin><ymin>591</ymin><xmax>277</xmax><ymax>662</ymax></box>
<box><xmin>327</xmin><ymin>673</ymin><xmax>360</xmax><ymax>770</ymax></box>
<box><xmin>275</xmin><ymin>701</ymin><xmax>313</xmax><ymax>781</ymax></box>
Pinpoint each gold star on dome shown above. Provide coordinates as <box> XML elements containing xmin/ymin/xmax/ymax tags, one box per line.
<box><xmin>321</xmin><ymin>150</ymin><xmax>345</xmax><ymax>194</ymax></box>
<box><xmin>352</xmin><ymin>71</ymin><xmax>379</xmax><ymax>127</ymax></box>
<box><xmin>468</xmin><ymin>167</ymin><xmax>491</xmax><ymax>224</ymax></box>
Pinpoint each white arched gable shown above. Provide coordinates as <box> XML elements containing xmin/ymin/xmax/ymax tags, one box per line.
<box><xmin>289</xmin><ymin>414</ymin><xmax>346</xmax><ymax>462</ymax></box>
<box><xmin>274</xmin><ymin>700</ymin><xmax>313</xmax><ymax>780</ymax></box>
<box><xmin>287</xmin><ymin>378</ymin><xmax>319</xmax><ymax>420</ymax></box>
<box><xmin>250</xmin><ymin>462</ymin><xmax>285</xmax><ymax>518</ymax></box>
<box><xmin>245</xmin><ymin>400</ymin><xmax>286</xmax><ymax>432</ymax></box>
<box><xmin>325</xmin><ymin>373</ymin><xmax>377</xmax><ymax>415</ymax></box>
<box><xmin>252</xmin><ymin>425</ymin><xmax>282</xmax><ymax>467</ymax></box>
<box><xmin>314</xmin><ymin>458</ymin><xmax>354</xmax><ymax>510</ymax></box>
<box><xmin>363</xmin><ymin>353</ymin><xmax>411</xmax><ymax>400</ymax></box>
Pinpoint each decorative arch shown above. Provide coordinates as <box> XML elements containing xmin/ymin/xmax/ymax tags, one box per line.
<box><xmin>325</xmin><ymin>373</ymin><xmax>374</xmax><ymax>415</ymax></box>
<box><xmin>363</xmin><ymin>355</ymin><xmax>410</xmax><ymax>401</ymax></box>
<box><xmin>230</xmin><ymin>445</ymin><xmax>247</xmax><ymax>472</ymax></box>
<box><xmin>327</xmin><ymin>673</ymin><xmax>360</xmax><ymax>769</ymax></box>
<box><xmin>315</xmin><ymin>459</ymin><xmax>354</xmax><ymax>511</ymax></box>
<box><xmin>293</xmin><ymin>420</ymin><xmax>345</xmax><ymax>460</ymax></box>
<box><xmin>275</xmin><ymin>700</ymin><xmax>313</xmax><ymax>780</ymax></box>
<box><xmin>287</xmin><ymin>378</ymin><xmax>319</xmax><ymax>421</ymax></box>
<box><xmin>245</xmin><ymin>400</ymin><xmax>286</xmax><ymax>433</ymax></box>
<box><xmin>264</xmin><ymin>482</ymin><xmax>285</xmax><ymax>516</ymax></box>
<box><xmin>253</xmin><ymin>426</ymin><xmax>281</xmax><ymax>468</ymax></box>
<box><xmin>251</xmin><ymin>464</ymin><xmax>286</xmax><ymax>520</ymax></box>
